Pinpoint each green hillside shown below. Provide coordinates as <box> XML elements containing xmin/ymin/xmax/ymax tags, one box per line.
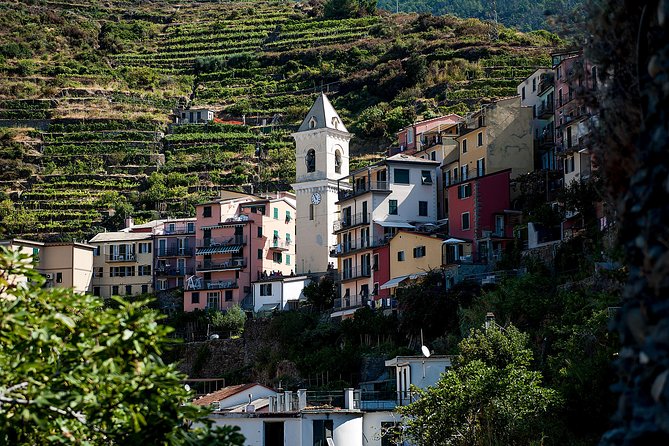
<box><xmin>0</xmin><ymin>0</ymin><xmax>560</xmax><ymax>241</ymax></box>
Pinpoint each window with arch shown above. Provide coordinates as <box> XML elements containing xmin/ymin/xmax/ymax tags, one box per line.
<box><xmin>306</xmin><ymin>149</ymin><xmax>316</xmax><ymax>173</ymax></box>
<box><xmin>332</xmin><ymin>117</ymin><xmax>340</xmax><ymax>129</ymax></box>
<box><xmin>309</xmin><ymin>116</ymin><xmax>317</xmax><ymax>129</ymax></box>
<box><xmin>334</xmin><ymin>149</ymin><xmax>342</xmax><ymax>173</ymax></box>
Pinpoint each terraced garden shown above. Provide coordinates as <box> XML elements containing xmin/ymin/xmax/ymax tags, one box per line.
<box><xmin>0</xmin><ymin>0</ymin><xmax>561</xmax><ymax>240</ymax></box>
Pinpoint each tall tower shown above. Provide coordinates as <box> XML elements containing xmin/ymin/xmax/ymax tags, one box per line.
<box><xmin>292</xmin><ymin>94</ymin><xmax>351</xmax><ymax>274</ymax></box>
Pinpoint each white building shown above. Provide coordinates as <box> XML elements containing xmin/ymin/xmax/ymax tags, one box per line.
<box><xmin>175</xmin><ymin>107</ymin><xmax>215</xmax><ymax>124</ymax></box>
<box><xmin>251</xmin><ymin>275</ymin><xmax>310</xmax><ymax>313</ymax></box>
<box><xmin>385</xmin><ymin>355</ymin><xmax>453</xmax><ymax>406</ymax></box>
<box><xmin>291</xmin><ymin>93</ymin><xmax>352</xmax><ymax>275</ymax></box>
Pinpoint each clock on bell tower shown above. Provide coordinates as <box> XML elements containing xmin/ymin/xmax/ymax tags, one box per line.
<box><xmin>291</xmin><ymin>93</ymin><xmax>351</xmax><ymax>274</ymax></box>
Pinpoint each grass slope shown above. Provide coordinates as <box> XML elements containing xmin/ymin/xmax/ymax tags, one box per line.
<box><xmin>0</xmin><ymin>0</ymin><xmax>560</xmax><ymax>241</ymax></box>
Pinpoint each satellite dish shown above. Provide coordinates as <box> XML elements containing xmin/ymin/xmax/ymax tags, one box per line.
<box><xmin>421</xmin><ymin>345</ymin><xmax>431</xmax><ymax>358</ymax></box>
<box><xmin>184</xmin><ymin>384</ymin><xmax>191</xmax><ymax>392</ymax></box>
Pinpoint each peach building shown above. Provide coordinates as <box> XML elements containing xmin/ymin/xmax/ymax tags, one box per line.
<box><xmin>183</xmin><ymin>191</ymin><xmax>296</xmax><ymax>312</ymax></box>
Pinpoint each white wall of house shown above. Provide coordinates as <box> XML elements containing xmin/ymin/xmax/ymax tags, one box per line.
<box><xmin>211</xmin><ymin>415</ymin><xmax>301</xmax><ymax>446</ymax></box>
<box><xmin>300</xmin><ymin>413</ymin><xmax>363</xmax><ymax>446</ymax></box>
<box><xmin>252</xmin><ymin>277</ymin><xmax>309</xmax><ymax>312</ymax></box>
<box><xmin>362</xmin><ymin>411</ymin><xmax>402</xmax><ymax>446</ymax></box>
<box><xmin>217</xmin><ymin>385</ymin><xmax>276</xmax><ymax>410</ymax></box>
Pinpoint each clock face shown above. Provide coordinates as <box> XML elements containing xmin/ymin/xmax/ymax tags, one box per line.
<box><xmin>311</xmin><ymin>192</ymin><xmax>321</xmax><ymax>205</ymax></box>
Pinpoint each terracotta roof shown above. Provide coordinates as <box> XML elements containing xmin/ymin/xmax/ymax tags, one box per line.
<box><xmin>192</xmin><ymin>383</ymin><xmax>273</xmax><ymax>406</ymax></box>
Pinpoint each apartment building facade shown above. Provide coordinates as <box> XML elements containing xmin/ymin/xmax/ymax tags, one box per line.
<box><xmin>153</xmin><ymin>218</ymin><xmax>196</xmax><ymax>292</ymax></box>
<box><xmin>331</xmin><ymin>154</ymin><xmax>439</xmax><ymax>318</ymax></box>
<box><xmin>183</xmin><ymin>192</ymin><xmax>296</xmax><ymax>312</ymax></box>
<box><xmin>89</xmin><ymin>232</ymin><xmax>154</xmax><ymax>298</ymax></box>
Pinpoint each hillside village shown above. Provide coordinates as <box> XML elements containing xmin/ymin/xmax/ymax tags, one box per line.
<box><xmin>1</xmin><ymin>45</ymin><xmax>614</xmax><ymax>444</ymax></box>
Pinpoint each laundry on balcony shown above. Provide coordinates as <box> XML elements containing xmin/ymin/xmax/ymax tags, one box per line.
<box><xmin>196</xmin><ymin>245</ymin><xmax>243</xmax><ymax>255</ymax></box>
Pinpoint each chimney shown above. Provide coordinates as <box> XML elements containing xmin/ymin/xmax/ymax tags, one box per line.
<box><xmin>297</xmin><ymin>389</ymin><xmax>307</xmax><ymax>410</ymax></box>
<box><xmin>124</xmin><ymin>216</ymin><xmax>134</xmax><ymax>229</ymax></box>
<box><xmin>284</xmin><ymin>390</ymin><xmax>293</xmax><ymax>412</ymax></box>
<box><xmin>344</xmin><ymin>388</ymin><xmax>355</xmax><ymax>410</ymax></box>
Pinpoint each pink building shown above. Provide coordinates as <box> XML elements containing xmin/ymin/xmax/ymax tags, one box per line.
<box><xmin>154</xmin><ymin>218</ymin><xmax>196</xmax><ymax>292</ymax></box>
<box><xmin>183</xmin><ymin>192</ymin><xmax>296</xmax><ymax>312</ymax></box>
<box><xmin>396</xmin><ymin>114</ymin><xmax>462</xmax><ymax>153</ymax></box>
<box><xmin>371</xmin><ymin>243</ymin><xmax>391</xmax><ymax>310</ymax></box>
<box><xmin>445</xmin><ymin>169</ymin><xmax>517</xmax><ymax>263</ymax></box>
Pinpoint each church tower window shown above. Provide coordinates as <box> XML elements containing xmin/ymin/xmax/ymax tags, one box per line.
<box><xmin>306</xmin><ymin>149</ymin><xmax>316</xmax><ymax>173</ymax></box>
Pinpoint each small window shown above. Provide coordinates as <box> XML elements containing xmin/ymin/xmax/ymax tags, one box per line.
<box><xmin>56</xmin><ymin>272</ymin><xmax>63</xmax><ymax>283</ymax></box>
<box><xmin>285</xmin><ymin>210</ymin><xmax>292</xmax><ymax>222</ymax></box>
<box><xmin>477</xmin><ymin>132</ymin><xmax>483</xmax><ymax>146</ymax></box>
<box><xmin>458</xmin><ymin>183</ymin><xmax>472</xmax><ymax>199</ymax></box>
<box><xmin>419</xmin><ymin>201</ymin><xmax>428</xmax><ymax>216</ymax></box>
<box><xmin>421</xmin><ymin>170</ymin><xmax>432</xmax><ymax>185</ymax></box>
<box><xmin>335</xmin><ymin>149</ymin><xmax>342</xmax><ymax>174</ymax></box>
<box><xmin>309</xmin><ymin>204</ymin><xmax>315</xmax><ymax>220</ymax></box>
<box><xmin>203</xmin><ymin>206</ymin><xmax>212</xmax><ymax>218</ymax></box>
<box><xmin>273</xmin><ymin>208</ymin><xmax>279</xmax><ymax>219</ymax></box>
<box><xmin>125</xmin><ymin>285</ymin><xmax>132</xmax><ymax>296</ymax></box>
<box><xmin>407</xmin><ymin>128</ymin><xmax>414</xmax><ymax>144</ymax></box>
<box><xmin>93</xmin><ymin>287</ymin><xmax>100</xmax><ymax>297</ymax></box>
<box><xmin>521</xmin><ymin>86</ymin><xmax>526</xmax><ymax>99</ymax></box>
<box><xmin>192</xmin><ymin>292</ymin><xmax>200</xmax><ymax>304</ymax></box>
<box><xmin>260</xmin><ymin>283</ymin><xmax>272</xmax><ymax>296</ymax></box>
<box><xmin>273</xmin><ymin>252</ymin><xmax>282</xmax><ymax>263</ymax></box>
<box><xmin>413</xmin><ymin>246</ymin><xmax>426</xmax><ymax>258</ymax></box>
<box><xmin>187</xmin><ymin>222</ymin><xmax>195</xmax><ymax>233</ymax></box>
<box><xmin>225</xmin><ymin>290</ymin><xmax>233</xmax><ymax>302</ymax></box>
<box><xmin>444</xmin><ymin>170</ymin><xmax>451</xmax><ymax>186</ymax></box>
<box><xmin>141</xmin><ymin>285</ymin><xmax>148</xmax><ymax>294</ymax></box>
<box><xmin>286</xmin><ymin>254</ymin><xmax>291</xmax><ymax>265</ymax></box>
<box><xmin>477</xmin><ymin>158</ymin><xmax>485</xmax><ymax>177</ymax></box>
<box><xmin>394</xmin><ymin>169</ymin><xmax>410</xmax><ymax>184</ymax></box>
<box><xmin>397</xmin><ymin>251</ymin><xmax>405</xmax><ymax>261</ymax></box>
<box><xmin>258</xmin><ymin>248</ymin><xmax>263</xmax><ymax>259</ymax></box>
<box><xmin>389</xmin><ymin>199</ymin><xmax>398</xmax><ymax>215</ymax></box>
<box><xmin>461</xmin><ymin>212</ymin><xmax>470</xmax><ymax>230</ymax></box>
<box><xmin>306</xmin><ymin>149</ymin><xmax>316</xmax><ymax>173</ymax></box>
<box><xmin>258</xmin><ymin>227</ymin><xmax>263</xmax><ymax>238</ymax></box>
<box><xmin>532</xmin><ymin>77</ymin><xmax>536</xmax><ymax>91</ymax></box>
<box><xmin>461</xmin><ymin>166</ymin><xmax>468</xmax><ymax>181</ymax></box>
<box><xmin>94</xmin><ymin>246</ymin><xmax>100</xmax><ymax>256</ymax></box>
<box><xmin>462</xmin><ymin>139</ymin><xmax>467</xmax><ymax>153</ymax></box>
<box><xmin>430</xmin><ymin>151</ymin><xmax>436</xmax><ymax>161</ymax></box>
<box><xmin>112</xmin><ymin>285</ymin><xmax>119</xmax><ymax>296</ymax></box>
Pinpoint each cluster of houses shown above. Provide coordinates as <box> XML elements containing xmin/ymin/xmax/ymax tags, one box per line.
<box><xmin>1</xmin><ymin>50</ymin><xmax>599</xmax><ymax>324</ymax></box>
<box><xmin>0</xmin><ymin>49</ymin><xmax>604</xmax><ymax>445</ymax></box>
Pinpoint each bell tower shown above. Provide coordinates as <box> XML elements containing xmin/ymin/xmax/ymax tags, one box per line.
<box><xmin>292</xmin><ymin>93</ymin><xmax>351</xmax><ymax>274</ymax></box>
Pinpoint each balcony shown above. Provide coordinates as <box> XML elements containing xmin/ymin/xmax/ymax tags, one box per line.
<box><xmin>537</xmin><ymin>102</ymin><xmax>554</xmax><ymax>119</ymax></box>
<box><xmin>371</xmin><ymin>297</ymin><xmax>398</xmax><ymax>311</ymax></box>
<box><xmin>186</xmin><ymin>279</ymin><xmax>238</xmax><ymax>291</ymax></box>
<box><xmin>197</xmin><ymin>258</ymin><xmax>247</xmax><ymax>271</ymax></box>
<box><xmin>197</xmin><ymin>235</ymin><xmax>247</xmax><ymax>248</ymax></box>
<box><xmin>338</xmin><ymin>265</ymin><xmax>372</xmax><ymax>281</ymax></box>
<box><xmin>334</xmin><ymin>293</ymin><xmax>369</xmax><ymax>310</ymax></box>
<box><xmin>337</xmin><ymin>180</ymin><xmax>390</xmax><ymax>202</ymax></box>
<box><xmin>539</xmin><ymin>132</ymin><xmax>555</xmax><ymax>147</ymax></box>
<box><xmin>157</xmin><ymin>246</ymin><xmax>194</xmax><ymax>257</ymax></box>
<box><xmin>333</xmin><ymin>212</ymin><xmax>370</xmax><ymax>232</ymax></box>
<box><xmin>155</xmin><ymin>267</ymin><xmax>194</xmax><ymax>277</ymax></box>
<box><xmin>538</xmin><ymin>73</ymin><xmax>554</xmax><ymax>95</ymax></box>
<box><xmin>163</xmin><ymin>227</ymin><xmax>195</xmax><ymax>235</ymax></box>
<box><xmin>330</xmin><ymin>236</ymin><xmax>389</xmax><ymax>257</ymax></box>
<box><xmin>106</xmin><ymin>254</ymin><xmax>137</xmax><ymax>262</ymax></box>
<box><xmin>269</xmin><ymin>238</ymin><xmax>292</xmax><ymax>251</ymax></box>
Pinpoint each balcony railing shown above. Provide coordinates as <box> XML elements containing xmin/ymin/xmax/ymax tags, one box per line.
<box><xmin>157</xmin><ymin>246</ymin><xmax>194</xmax><ymax>257</ymax></box>
<box><xmin>539</xmin><ymin>132</ymin><xmax>555</xmax><ymax>147</ymax></box>
<box><xmin>370</xmin><ymin>298</ymin><xmax>398</xmax><ymax>310</ymax></box>
<box><xmin>334</xmin><ymin>293</ymin><xmax>370</xmax><ymax>310</ymax></box>
<box><xmin>537</xmin><ymin>102</ymin><xmax>554</xmax><ymax>118</ymax></box>
<box><xmin>106</xmin><ymin>254</ymin><xmax>137</xmax><ymax>262</ymax></box>
<box><xmin>155</xmin><ymin>267</ymin><xmax>194</xmax><ymax>276</ymax></box>
<box><xmin>197</xmin><ymin>258</ymin><xmax>246</xmax><ymax>271</ymax></box>
<box><xmin>187</xmin><ymin>279</ymin><xmax>238</xmax><ymax>291</ymax></box>
<box><xmin>269</xmin><ymin>238</ymin><xmax>292</xmax><ymax>250</ymax></box>
<box><xmin>357</xmin><ymin>390</ymin><xmax>419</xmax><ymax>410</ymax></box>
<box><xmin>197</xmin><ymin>235</ymin><xmax>247</xmax><ymax>248</ymax></box>
<box><xmin>338</xmin><ymin>180</ymin><xmax>390</xmax><ymax>201</ymax></box>
<box><xmin>163</xmin><ymin>227</ymin><xmax>195</xmax><ymax>235</ymax></box>
<box><xmin>330</xmin><ymin>236</ymin><xmax>391</xmax><ymax>257</ymax></box>
<box><xmin>338</xmin><ymin>265</ymin><xmax>372</xmax><ymax>281</ymax></box>
<box><xmin>333</xmin><ymin>212</ymin><xmax>370</xmax><ymax>232</ymax></box>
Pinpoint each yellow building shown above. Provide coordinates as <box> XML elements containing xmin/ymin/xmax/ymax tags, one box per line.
<box><xmin>381</xmin><ymin>232</ymin><xmax>445</xmax><ymax>296</ymax></box>
<box><xmin>0</xmin><ymin>239</ymin><xmax>94</xmax><ymax>295</ymax></box>
<box><xmin>443</xmin><ymin>96</ymin><xmax>534</xmax><ymax>188</ymax></box>
<box><xmin>89</xmin><ymin>232</ymin><xmax>154</xmax><ymax>298</ymax></box>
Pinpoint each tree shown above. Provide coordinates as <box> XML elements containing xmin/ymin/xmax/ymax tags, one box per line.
<box><xmin>399</xmin><ymin>324</ymin><xmax>557</xmax><ymax>446</ymax></box>
<box><xmin>0</xmin><ymin>248</ymin><xmax>245</xmax><ymax>445</ymax></box>
<box><xmin>302</xmin><ymin>276</ymin><xmax>336</xmax><ymax>311</ymax></box>
<box><xmin>209</xmin><ymin>304</ymin><xmax>246</xmax><ymax>337</ymax></box>
<box><xmin>323</xmin><ymin>0</ymin><xmax>376</xmax><ymax>19</ymax></box>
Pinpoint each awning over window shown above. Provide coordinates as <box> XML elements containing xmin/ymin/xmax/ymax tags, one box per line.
<box><xmin>373</xmin><ymin>220</ymin><xmax>416</xmax><ymax>229</ymax></box>
<box><xmin>442</xmin><ymin>238</ymin><xmax>468</xmax><ymax>244</ymax></box>
<box><xmin>380</xmin><ymin>272</ymin><xmax>428</xmax><ymax>290</ymax></box>
<box><xmin>196</xmin><ymin>245</ymin><xmax>243</xmax><ymax>255</ymax></box>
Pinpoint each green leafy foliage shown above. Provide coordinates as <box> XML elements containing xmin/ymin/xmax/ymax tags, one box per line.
<box><xmin>209</xmin><ymin>305</ymin><xmax>247</xmax><ymax>336</ymax></box>
<box><xmin>0</xmin><ymin>247</ymin><xmax>245</xmax><ymax>445</ymax></box>
<box><xmin>399</xmin><ymin>325</ymin><xmax>558</xmax><ymax>446</ymax></box>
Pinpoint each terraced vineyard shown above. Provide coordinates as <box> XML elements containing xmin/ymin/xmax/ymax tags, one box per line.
<box><xmin>0</xmin><ymin>0</ymin><xmax>560</xmax><ymax>240</ymax></box>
